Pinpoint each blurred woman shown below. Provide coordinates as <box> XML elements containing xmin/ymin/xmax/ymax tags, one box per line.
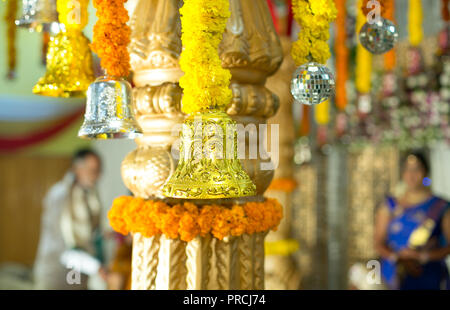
<box><xmin>375</xmin><ymin>151</ymin><xmax>450</xmax><ymax>290</ymax></box>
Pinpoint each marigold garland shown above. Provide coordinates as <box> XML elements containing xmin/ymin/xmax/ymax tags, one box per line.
<box><xmin>108</xmin><ymin>196</ymin><xmax>283</xmax><ymax>242</ymax></box>
<box><xmin>267</xmin><ymin>178</ymin><xmax>298</xmax><ymax>192</ymax></box>
<box><xmin>299</xmin><ymin>105</ymin><xmax>311</xmax><ymax>136</ymax></box>
<box><xmin>315</xmin><ymin>99</ymin><xmax>330</xmax><ymax>125</ymax></box>
<box><xmin>356</xmin><ymin>0</ymin><xmax>373</xmax><ymax>94</ymax></box>
<box><xmin>91</xmin><ymin>0</ymin><xmax>131</xmax><ymax>77</ymax></box>
<box><xmin>384</xmin><ymin>0</ymin><xmax>396</xmax><ymax>71</ymax></box>
<box><xmin>4</xmin><ymin>0</ymin><xmax>17</xmax><ymax>78</ymax></box>
<box><xmin>443</xmin><ymin>0</ymin><xmax>449</xmax><ymax>21</ymax></box>
<box><xmin>291</xmin><ymin>0</ymin><xmax>337</xmax><ymax>66</ymax></box>
<box><xmin>409</xmin><ymin>0</ymin><xmax>423</xmax><ymax>47</ymax></box>
<box><xmin>334</xmin><ymin>0</ymin><xmax>348</xmax><ymax>110</ymax></box>
<box><xmin>361</xmin><ymin>0</ymin><xmax>387</xmax><ymax>18</ymax></box>
<box><xmin>178</xmin><ymin>0</ymin><xmax>232</xmax><ymax>114</ymax></box>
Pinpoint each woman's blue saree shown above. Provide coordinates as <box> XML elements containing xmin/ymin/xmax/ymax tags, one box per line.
<box><xmin>381</xmin><ymin>195</ymin><xmax>450</xmax><ymax>290</ymax></box>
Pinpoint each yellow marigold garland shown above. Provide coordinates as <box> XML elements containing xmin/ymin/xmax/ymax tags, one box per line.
<box><xmin>91</xmin><ymin>0</ymin><xmax>131</xmax><ymax>77</ymax></box>
<box><xmin>409</xmin><ymin>0</ymin><xmax>423</xmax><ymax>47</ymax></box>
<box><xmin>178</xmin><ymin>0</ymin><xmax>233</xmax><ymax>114</ymax></box>
<box><xmin>356</xmin><ymin>0</ymin><xmax>373</xmax><ymax>94</ymax></box>
<box><xmin>291</xmin><ymin>0</ymin><xmax>337</xmax><ymax>66</ymax></box>
<box><xmin>108</xmin><ymin>196</ymin><xmax>283</xmax><ymax>242</ymax></box>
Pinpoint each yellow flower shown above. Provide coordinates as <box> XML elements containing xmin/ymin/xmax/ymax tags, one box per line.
<box><xmin>291</xmin><ymin>0</ymin><xmax>337</xmax><ymax>65</ymax></box>
<box><xmin>179</xmin><ymin>0</ymin><xmax>232</xmax><ymax>114</ymax></box>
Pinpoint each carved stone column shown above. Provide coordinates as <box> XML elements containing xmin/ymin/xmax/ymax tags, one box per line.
<box><xmin>122</xmin><ymin>0</ymin><xmax>282</xmax><ymax>290</ymax></box>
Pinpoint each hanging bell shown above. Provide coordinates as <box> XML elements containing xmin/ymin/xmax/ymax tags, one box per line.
<box><xmin>78</xmin><ymin>76</ymin><xmax>143</xmax><ymax>140</ymax></box>
<box><xmin>15</xmin><ymin>0</ymin><xmax>59</xmax><ymax>32</ymax></box>
<box><xmin>163</xmin><ymin>110</ymin><xmax>256</xmax><ymax>199</ymax></box>
<box><xmin>32</xmin><ymin>29</ymin><xmax>94</xmax><ymax>97</ymax></box>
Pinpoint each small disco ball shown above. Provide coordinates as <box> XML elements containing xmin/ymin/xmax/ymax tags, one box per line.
<box><xmin>290</xmin><ymin>62</ymin><xmax>335</xmax><ymax>105</ymax></box>
<box><xmin>359</xmin><ymin>18</ymin><xmax>399</xmax><ymax>55</ymax></box>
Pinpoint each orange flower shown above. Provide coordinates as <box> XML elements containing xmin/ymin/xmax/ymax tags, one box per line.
<box><xmin>107</xmin><ymin>196</ymin><xmax>133</xmax><ymax>235</ymax></box>
<box><xmin>91</xmin><ymin>0</ymin><xmax>130</xmax><ymax>77</ymax></box>
<box><xmin>267</xmin><ymin>178</ymin><xmax>298</xmax><ymax>192</ymax></box>
<box><xmin>108</xmin><ymin>197</ymin><xmax>283</xmax><ymax>242</ymax></box>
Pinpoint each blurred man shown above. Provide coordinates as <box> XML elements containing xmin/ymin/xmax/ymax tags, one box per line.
<box><xmin>33</xmin><ymin>149</ymin><xmax>103</xmax><ymax>290</ymax></box>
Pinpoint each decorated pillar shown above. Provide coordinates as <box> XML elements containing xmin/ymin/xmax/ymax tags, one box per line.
<box><xmin>264</xmin><ymin>37</ymin><xmax>301</xmax><ymax>290</ymax></box>
<box><xmin>113</xmin><ymin>0</ymin><xmax>283</xmax><ymax>290</ymax></box>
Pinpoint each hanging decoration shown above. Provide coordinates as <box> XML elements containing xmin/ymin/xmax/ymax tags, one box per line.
<box><xmin>334</xmin><ymin>0</ymin><xmax>348</xmax><ymax>111</ymax></box>
<box><xmin>315</xmin><ymin>99</ymin><xmax>330</xmax><ymax>125</ymax></box>
<box><xmin>356</xmin><ymin>0</ymin><xmax>373</xmax><ymax>95</ymax></box>
<box><xmin>443</xmin><ymin>0</ymin><xmax>449</xmax><ymax>23</ymax></box>
<box><xmin>359</xmin><ymin>0</ymin><xmax>398</xmax><ymax>55</ymax></box>
<box><xmin>108</xmin><ymin>196</ymin><xmax>283</xmax><ymax>242</ymax></box>
<box><xmin>78</xmin><ymin>0</ymin><xmax>142</xmax><ymax>140</ymax></box>
<box><xmin>33</xmin><ymin>0</ymin><xmax>94</xmax><ymax>97</ymax></box>
<box><xmin>409</xmin><ymin>0</ymin><xmax>423</xmax><ymax>47</ymax></box>
<box><xmin>162</xmin><ymin>0</ymin><xmax>256</xmax><ymax>199</ymax></box>
<box><xmin>290</xmin><ymin>0</ymin><xmax>337</xmax><ymax>106</ymax></box>
<box><xmin>384</xmin><ymin>0</ymin><xmax>396</xmax><ymax>71</ymax></box>
<box><xmin>15</xmin><ymin>0</ymin><xmax>59</xmax><ymax>32</ymax></box>
<box><xmin>4</xmin><ymin>0</ymin><xmax>18</xmax><ymax>79</ymax></box>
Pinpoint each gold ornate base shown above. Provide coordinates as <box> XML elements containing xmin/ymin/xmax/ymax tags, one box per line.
<box><xmin>131</xmin><ymin>231</ymin><xmax>267</xmax><ymax>290</ymax></box>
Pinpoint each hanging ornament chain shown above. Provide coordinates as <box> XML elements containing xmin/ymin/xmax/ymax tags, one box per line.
<box><xmin>359</xmin><ymin>0</ymin><xmax>398</xmax><ymax>55</ymax></box>
<box><xmin>91</xmin><ymin>0</ymin><xmax>131</xmax><ymax>77</ymax></box>
<box><xmin>290</xmin><ymin>0</ymin><xmax>337</xmax><ymax>106</ymax></box>
<box><xmin>78</xmin><ymin>0</ymin><xmax>142</xmax><ymax>140</ymax></box>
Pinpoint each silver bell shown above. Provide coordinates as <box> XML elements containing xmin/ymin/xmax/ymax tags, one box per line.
<box><xmin>78</xmin><ymin>76</ymin><xmax>143</xmax><ymax>140</ymax></box>
<box><xmin>15</xmin><ymin>0</ymin><xmax>59</xmax><ymax>32</ymax></box>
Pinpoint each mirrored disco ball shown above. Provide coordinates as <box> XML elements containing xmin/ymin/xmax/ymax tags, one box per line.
<box><xmin>290</xmin><ymin>62</ymin><xmax>335</xmax><ymax>105</ymax></box>
<box><xmin>359</xmin><ymin>18</ymin><xmax>399</xmax><ymax>55</ymax></box>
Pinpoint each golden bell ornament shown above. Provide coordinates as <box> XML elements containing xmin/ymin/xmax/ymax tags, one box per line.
<box><xmin>32</xmin><ymin>29</ymin><xmax>94</xmax><ymax>97</ymax></box>
<box><xmin>163</xmin><ymin>110</ymin><xmax>256</xmax><ymax>199</ymax></box>
<box><xmin>78</xmin><ymin>76</ymin><xmax>143</xmax><ymax>140</ymax></box>
<box><xmin>15</xmin><ymin>0</ymin><xmax>59</xmax><ymax>32</ymax></box>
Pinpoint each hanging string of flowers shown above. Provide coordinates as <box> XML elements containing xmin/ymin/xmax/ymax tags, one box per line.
<box><xmin>108</xmin><ymin>196</ymin><xmax>283</xmax><ymax>242</ymax></box>
<box><xmin>356</xmin><ymin>0</ymin><xmax>373</xmax><ymax>94</ymax></box>
<box><xmin>443</xmin><ymin>0</ymin><xmax>449</xmax><ymax>21</ymax></box>
<box><xmin>409</xmin><ymin>0</ymin><xmax>423</xmax><ymax>46</ymax></box>
<box><xmin>290</xmin><ymin>0</ymin><xmax>337</xmax><ymax>106</ymax></box>
<box><xmin>4</xmin><ymin>0</ymin><xmax>17</xmax><ymax>79</ymax></box>
<box><xmin>291</xmin><ymin>0</ymin><xmax>337</xmax><ymax>66</ymax></box>
<box><xmin>334</xmin><ymin>0</ymin><xmax>348</xmax><ymax>110</ymax></box>
<box><xmin>178</xmin><ymin>0</ymin><xmax>232</xmax><ymax>114</ymax></box>
<box><xmin>91</xmin><ymin>0</ymin><xmax>131</xmax><ymax>77</ymax></box>
<box><xmin>361</xmin><ymin>0</ymin><xmax>386</xmax><ymax>17</ymax></box>
<box><xmin>384</xmin><ymin>0</ymin><xmax>396</xmax><ymax>71</ymax></box>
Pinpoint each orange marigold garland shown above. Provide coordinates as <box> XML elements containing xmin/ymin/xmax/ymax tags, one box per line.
<box><xmin>442</xmin><ymin>0</ymin><xmax>449</xmax><ymax>21</ymax></box>
<box><xmin>91</xmin><ymin>0</ymin><xmax>131</xmax><ymax>77</ymax></box>
<box><xmin>384</xmin><ymin>0</ymin><xmax>396</xmax><ymax>71</ymax></box>
<box><xmin>268</xmin><ymin>178</ymin><xmax>299</xmax><ymax>192</ymax></box>
<box><xmin>335</xmin><ymin>0</ymin><xmax>348</xmax><ymax>111</ymax></box>
<box><xmin>108</xmin><ymin>197</ymin><xmax>283</xmax><ymax>242</ymax></box>
<box><xmin>361</xmin><ymin>0</ymin><xmax>387</xmax><ymax>17</ymax></box>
